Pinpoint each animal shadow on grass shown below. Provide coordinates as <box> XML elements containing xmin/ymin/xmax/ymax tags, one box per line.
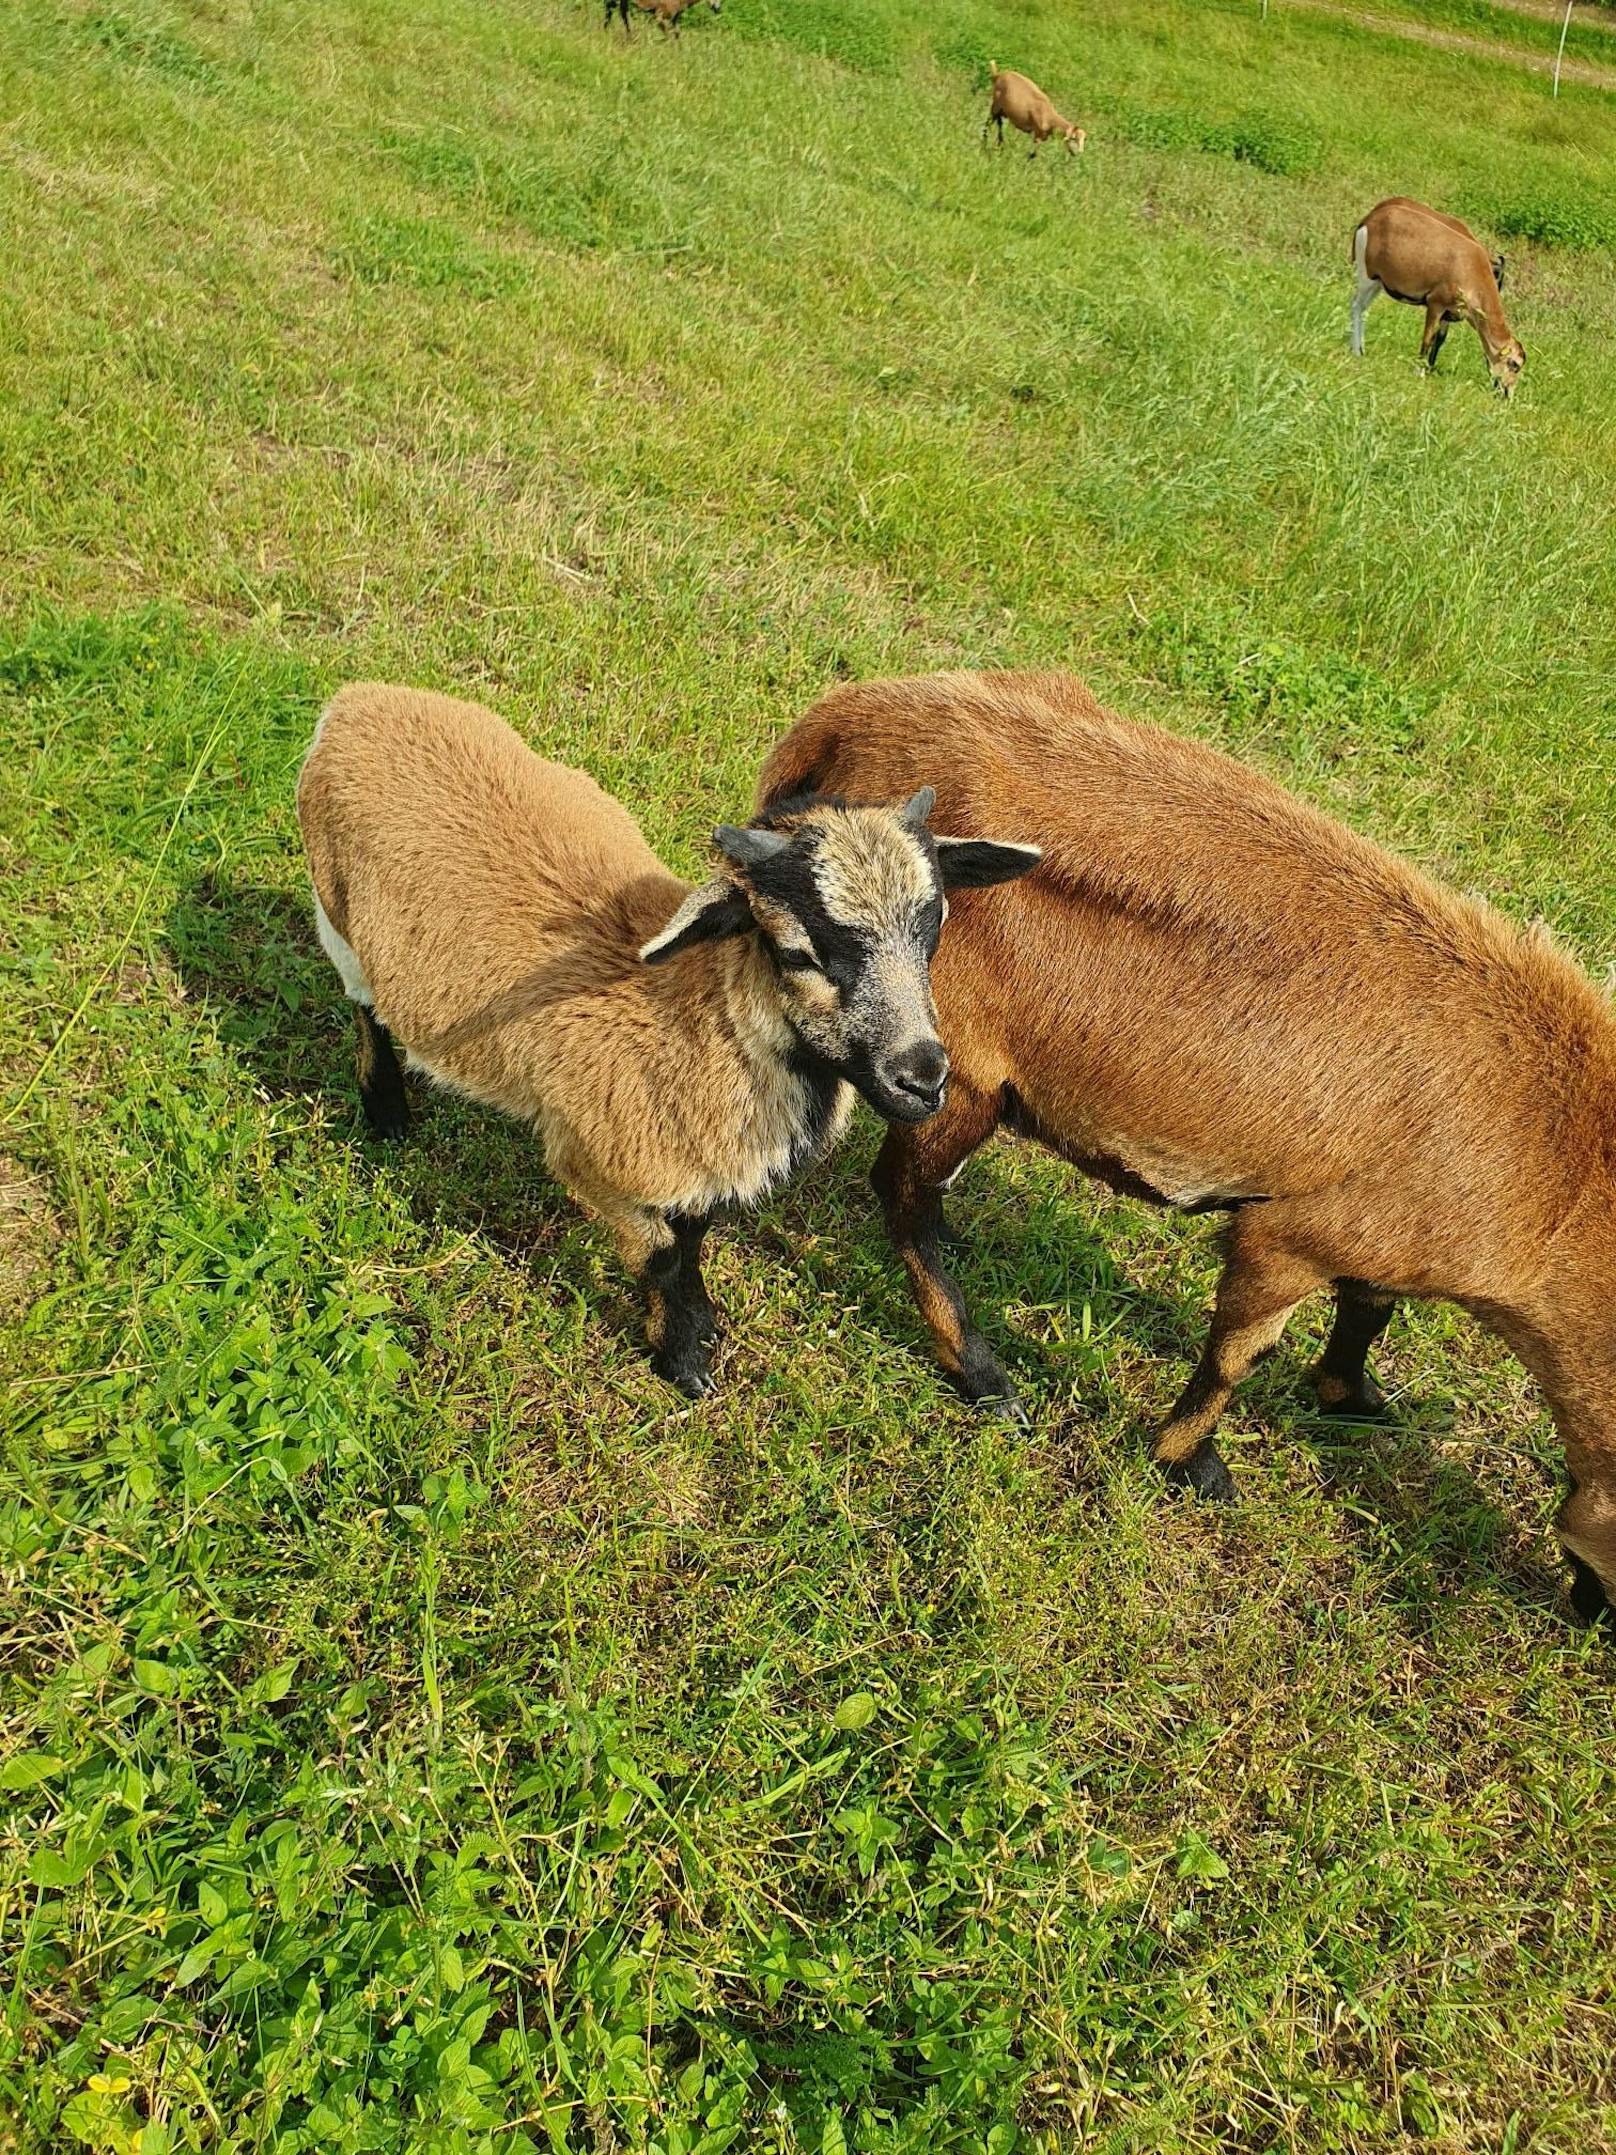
<box><xmin>1219</xmin><ymin>1294</ymin><xmax>1574</xmax><ymax>1623</ymax></box>
<box><xmin>825</xmin><ymin>1158</ymin><xmax>1575</xmax><ymax>1620</ymax></box>
<box><xmin>1294</xmin><ymin>1367</ymin><xmax>1576</xmax><ymax>1627</ymax></box>
<box><xmin>163</xmin><ymin>872</ymin><xmax>576</xmax><ymax>1271</ymax></box>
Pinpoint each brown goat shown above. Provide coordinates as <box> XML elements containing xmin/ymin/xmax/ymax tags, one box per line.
<box><xmin>1353</xmin><ymin>197</ymin><xmax>1523</xmax><ymax>396</ymax></box>
<box><xmin>983</xmin><ymin>64</ymin><xmax>1086</xmax><ymax>158</ymax></box>
<box><xmin>760</xmin><ymin>670</ymin><xmax>1616</xmax><ymax>1622</ymax></box>
<box><xmin>605</xmin><ymin>0</ymin><xmax>720</xmax><ymax>35</ymax></box>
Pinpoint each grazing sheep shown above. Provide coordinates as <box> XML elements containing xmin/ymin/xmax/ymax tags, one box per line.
<box><xmin>983</xmin><ymin>63</ymin><xmax>1086</xmax><ymax>158</ymax></box>
<box><xmin>1352</xmin><ymin>197</ymin><xmax>1523</xmax><ymax>396</ymax></box>
<box><xmin>604</xmin><ymin>0</ymin><xmax>720</xmax><ymax>36</ymax></box>
<box><xmin>761</xmin><ymin>669</ymin><xmax>1616</xmax><ymax>1622</ymax></box>
<box><xmin>298</xmin><ymin>684</ymin><xmax>1037</xmax><ymax>1397</ymax></box>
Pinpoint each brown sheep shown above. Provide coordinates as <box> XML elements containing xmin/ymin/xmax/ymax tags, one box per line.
<box><xmin>760</xmin><ymin>669</ymin><xmax>1616</xmax><ymax>1622</ymax></box>
<box><xmin>298</xmin><ymin>684</ymin><xmax>1037</xmax><ymax>1397</ymax></box>
<box><xmin>983</xmin><ymin>64</ymin><xmax>1086</xmax><ymax>159</ymax></box>
<box><xmin>1353</xmin><ymin>197</ymin><xmax>1523</xmax><ymax>396</ymax></box>
<box><xmin>605</xmin><ymin>0</ymin><xmax>720</xmax><ymax>37</ymax></box>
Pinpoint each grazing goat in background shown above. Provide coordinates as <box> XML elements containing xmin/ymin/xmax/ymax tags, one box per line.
<box><xmin>761</xmin><ymin>669</ymin><xmax>1616</xmax><ymax>1623</ymax></box>
<box><xmin>983</xmin><ymin>64</ymin><xmax>1086</xmax><ymax>158</ymax></box>
<box><xmin>298</xmin><ymin>685</ymin><xmax>1036</xmax><ymax>1397</ymax></box>
<box><xmin>1352</xmin><ymin>197</ymin><xmax>1524</xmax><ymax>396</ymax></box>
<box><xmin>604</xmin><ymin>0</ymin><xmax>720</xmax><ymax>36</ymax></box>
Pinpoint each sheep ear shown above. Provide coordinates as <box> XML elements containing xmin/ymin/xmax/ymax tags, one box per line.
<box><xmin>639</xmin><ymin>879</ymin><xmax>754</xmax><ymax>965</ymax></box>
<box><xmin>934</xmin><ymin>837</ymin><xmax>1042</xmax><ymax>890</ymax></box>
<box><xmin>902</xmin><ymin>786</ymin><xmax>936</xmax><ymax>829</ymax></box>
<box><xmin>714</xmin><ymin>824</ymin><xmax>790</xmax><ymax>870</ymax></box>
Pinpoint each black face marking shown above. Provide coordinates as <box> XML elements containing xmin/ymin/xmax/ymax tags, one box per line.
<box><xmin>747</xmin><ymin>842</ymin><xmax>877</xmax><ymax>987</ymax></box>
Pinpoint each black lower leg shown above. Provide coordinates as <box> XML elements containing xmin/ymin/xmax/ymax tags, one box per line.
<box><xmin>355</xmin><ymin>1005</ymin><xmax>409</xmax><ymax>1139</ymax></box>
<box><xmin>1568</xmin><ymin>1556</ymin><xmax>1610</xmax><ymax>1625</ymax></box>
<box><xmin>645</xmin><ymin>1212</ymin><xmax>717</xmax><ymax>1398</ymax></box>
<box><xmin>1314</xmin><ymin>1280</ymin><xmax>1396</xmax><ymax>1417</ymax></box>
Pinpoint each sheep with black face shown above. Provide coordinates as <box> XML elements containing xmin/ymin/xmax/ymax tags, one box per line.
<box><xmin>298</xmin><ymin>684</ymin><xmax>1038</xmax><ymax>1397</ymax></box>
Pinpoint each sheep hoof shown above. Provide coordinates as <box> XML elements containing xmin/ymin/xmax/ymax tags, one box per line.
<box><xmin>362</xmin><ymin>1095</ymin><xmax>411</xmax><ymax>1141</ymax></box>
<box><xmin>953</xmin><ymin>1344</ymin><xmax>1024</xmax><ymax>1424</ymax></box>
<box><xmin>654</xmin><ymin>1348</ymin><xmax>715</xmax><ymax>1399</ymax></box>
<box><xmin>1314</xmin><ymin>1372</ymin><xmax>1388</xmax><ymax>1421</ymax></box>
<box><xmin>1159</xmin><ymin>1439</ymin><xmax>1235</xmax><ymax>1503</ymax></box>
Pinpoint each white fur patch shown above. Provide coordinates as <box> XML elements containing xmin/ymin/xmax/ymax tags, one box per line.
<box><xmin>314</xmin><ymin>894</ymin><xmax>373</xmax><ymax>1005</ymax></box>
<box><xmin>1103</xmin><ymin>1135</ymin><xmax>1254</xmax><ymax>1210</ymax></box>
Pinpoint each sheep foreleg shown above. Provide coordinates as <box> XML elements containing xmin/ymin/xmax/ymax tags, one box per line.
<box><xmin>643</xmin><ymin>1211</ymin><xmax>719</xmax><ymax>1396</ymax></box>
<box><xmin>871</xmin><ymin>1083</ymin><xmax>1020</xmax><ymax>1417</ymax></box>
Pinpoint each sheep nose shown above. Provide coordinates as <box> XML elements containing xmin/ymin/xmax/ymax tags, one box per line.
<box><xmin>891</xmin><ymin>1039</ymin><xmax>949</xmax><ymax>1112</ymax></box>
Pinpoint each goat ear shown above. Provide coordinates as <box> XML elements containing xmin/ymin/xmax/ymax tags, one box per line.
<box><xmin>639</xmin><ymin>879</ymin><xmax>754</xmax><ymax>965</ymax></box>
<box><xmin>934</xmin><ymin>837</ymin><xmax>1042</xmax><ymax>891</ymax></box>
<box><xmin>714</xmin><ymin>824</ymin><xmax>790</xmax><ymax>871</ymax></box>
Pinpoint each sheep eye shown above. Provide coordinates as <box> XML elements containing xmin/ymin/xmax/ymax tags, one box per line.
<box><xmin>778</xmin><ymin>947</ymin><xmax>822</xmax><ymax>974</ymax></box>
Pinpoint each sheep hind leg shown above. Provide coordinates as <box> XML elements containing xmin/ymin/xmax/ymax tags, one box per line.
<box><xmin>1312</xmin><ymin>1279</ymin><xmax>1397</xmax><ymax>1419</ymax></box>
<box><xmin>1557</xmin><ymin>1476</ymin><xmax>1616</xmax><ymax>1624</ymax></box>
<box><xmin>354</xmin><ymin>1006</ymin><xmax>410</xmax><ymax>1140</ymax></box>
<box><xmin>1419</xmin><ymin>300</ymin><xmax>1449</xmax><ymax>371</ymax></box>
<box><xmin>870</xmin><ymin>1080</ymin><xmax>1018</xmax><ymax>1417</ymax></box>
<box><xmin>1350</xmin><ymin>221</ymin><xmax>1380</xmax><ymax>355</ymax></box>
<box><xmin>1152</xmin><ymin>1216</ymin><xmax>1328</xmax><ymax>1500</ymax></box>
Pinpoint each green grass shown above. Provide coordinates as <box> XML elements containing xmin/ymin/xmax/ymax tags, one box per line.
<box><xmin>1376</xmin><ymin>0</ymin><xmax>1616</xmax><ymax>71</ymax></box>
<box><xmin>3</xmin><ymin>1</ymin><xmax>1616</xmax><ymax>2149</ymax></box>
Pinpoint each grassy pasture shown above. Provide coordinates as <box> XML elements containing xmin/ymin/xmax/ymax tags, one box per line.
<box><xmin>3</xmin><ymin>0</ymin><xmax>1616</xmax><ymax>2149</ymax></box>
